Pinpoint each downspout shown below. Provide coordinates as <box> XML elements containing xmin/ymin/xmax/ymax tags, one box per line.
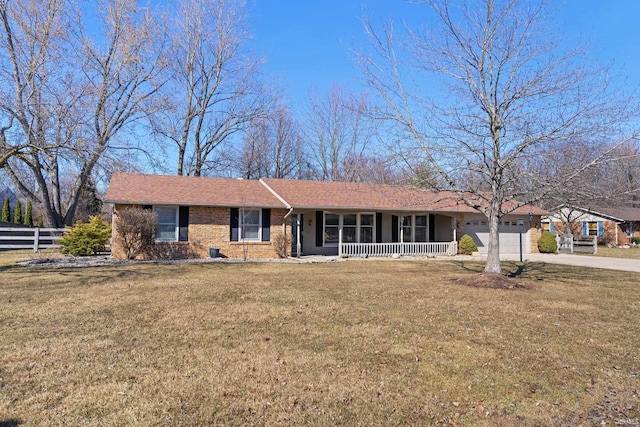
<box><xmin>284</xmin><ymin>207</ymin><xmax>294</xmax><ymax>219</ymax></box>
<box><xmin>282</xmin><ymin>207</ymin><xmax>294</xmax><ymax>257</ymax></box>
<box><xmin>260</xmin><ymin>179</ymin><xmax>293</xmax><ymax>257</ymax></box>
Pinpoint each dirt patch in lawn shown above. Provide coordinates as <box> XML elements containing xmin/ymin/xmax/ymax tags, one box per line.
<box><xmin>454</xmin><ymin>272</ymin><xmax>533</xmax><ymax>290</ymax></box>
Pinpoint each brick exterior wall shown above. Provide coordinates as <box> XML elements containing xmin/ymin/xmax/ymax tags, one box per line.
<box><xmin>189</xmin><ymin>206</ymin><xmax>290</xmax><ymax>259</ymax></box>
<box><xmin>112</xmin><ymin>204</ymin><xmax>291</xmax><ymax>260</ymax></box>
<box><xmin>529</xmin><ymin>225</ymin><xmax>541</xmax><ymax>254</ymax></box>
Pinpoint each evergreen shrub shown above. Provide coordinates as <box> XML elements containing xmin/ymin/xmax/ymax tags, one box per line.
<box><xmin>537</xmin><ymin>231</ymin><xmax>557</xmax><ymax>253</ymax></box>
<box><xmin>459</xmin><ymin>234</ymin><xmax>478</xmax><ymax>255</ymax></box>
<box><xmin>59</xmin><ymin>216</ymin><xmax>112</xmax><ymax>256</ymax></box>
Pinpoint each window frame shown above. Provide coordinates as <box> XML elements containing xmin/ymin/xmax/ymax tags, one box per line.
<box><xmin>323</xmin><ymin>212</ymin><xmax>377</xmax><ymax>247</ymax></box>
<box><xmin>359</xmin><ymin>213</ymin><xmax>375</xmax><ymax>243</ymax></box>
<box><xmin>153</xmin><ymin>205</ymin><xmax>179</xmax><ymax>242</ymax></box>
<box><xmin>414</xmin><ymin>215</ymin><xmax>428</xmax><ymax>242</ymax></box>
<box><xmin>323</xmin><ymin>213</ymin><xmax>340</xmax><ymax>247</ymax></box>
<box><xmin>239</xmin><ymin>208</ymin><xmax>262</xmax><ymax>242</ymax></box>
<box><xmin>398</xmin><ymin>214</ymin><xmax>429</xmax><ymax>243</ymax></box>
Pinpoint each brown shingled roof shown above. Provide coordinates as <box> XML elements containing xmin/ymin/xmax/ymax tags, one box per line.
<box><xmin>584</xmin><ymin>207</ymin><xmax>640</xmax><ymax>222</ymax></box>
<box><xmin>260</xmin><ymin>178</ymin><xmax>462</xmax><ymax>212</ymax></box>
<box><xmin>261</xmin><ymin>178</ymin><xmax>546</xmax><ymax>215</ymax></box>
<box><xmin>105</xmin><ymin>173</ymin><xmax>546</xmax><ymax>215</ymax></box>
<box><xmin>104</xmin><ymin>173</ymin><xmax>285</xmax><ymax>208</ymax></box>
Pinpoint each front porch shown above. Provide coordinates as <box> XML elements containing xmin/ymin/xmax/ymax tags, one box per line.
<box><xmin>290</xmin><ymin>210</ymin><xmax>459</xmax><ymax>258</ymax></box>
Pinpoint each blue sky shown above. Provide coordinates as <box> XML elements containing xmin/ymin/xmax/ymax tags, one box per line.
<box><xmin>249</xmin><ymin>0</ymin><xmax>640</xmax><ymax>107</ymax></box>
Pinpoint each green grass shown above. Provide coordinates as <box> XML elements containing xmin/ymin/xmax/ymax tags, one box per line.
<box><xmin>1</xmin><ymin>253</ymin><xmax>639</xmax><ymax>426</ymax></box>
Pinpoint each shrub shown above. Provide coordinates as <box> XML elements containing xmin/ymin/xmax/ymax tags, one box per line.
<box><xmin>13</xmin><ymin>199</ymin><xmax>22</xmax><ymax>224</ymax></box>
<box><xmin>1</xmin><ymin>197</ymin><xmax>10</xmax><ymax>223</ymax></box>
<box><xmin>458</xmin><ymin>234</ymin><xmax>478</xmax><ymax>255</ymax></box>
<box><xmin>537</xmin><ymin>231</ymin><xmax>557</xmax><ymax>253</ymax></box>
<box><xmin>24</xmin><ymin>201</ymin><xmax>33</xmax><ymax>226</ymax></box>
<box><xmin>115</xmin><ymin>207</ymin><xmax>158</xmax><ymax>260</ymax></box>
<box><xmin>272</xmin><ymin>230</ymin><xmax>292</xmax><ymax>258</ymax></box>
<box><xmin>36</xmin><ymin>214</ymin><xmax>44</xmax><ymax>227</ymax></box>
<box><xmin>59</xmin><ymin>216</ymin><xmax>112</xmax><ymax>256</ymax></box>
<box><xmin>631</xmin><ymin>237</ymin><xmax>640</xmax><ymax>245</ymax></box>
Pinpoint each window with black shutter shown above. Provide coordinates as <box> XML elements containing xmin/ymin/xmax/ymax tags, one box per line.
<box><xmin>230</xmin><ymin>208</ymin><xmax>239</xmax><ymax>241</ymax></box>
<box><xmin>179</xmin><ymin>206</ymin><xmax>189</xmax><ymax>241</ymax></box>
<box><xmin>261</xmin><ymin>209</ymin><xmax>271</xmax><ymax>242</ymax></box>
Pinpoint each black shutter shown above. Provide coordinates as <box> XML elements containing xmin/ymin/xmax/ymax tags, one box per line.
<box><xmin>376</xmin><ymin>212</ymin><xmax>382</xmax><ymax>243</ymax></box>
<box><xmin>230</xmin><ymin>208</ymin><xmax>239</xmax><ymax>241</ymax></box>
<box><xmin>392</xmin><ymin>215</ymin><xmax>398</xmax><ymax>243</ymax></box>
<box><xmin>429</xmin><ymin>214</ymin><xmax>436</xmax><ymax>242</ymax></box>
<box><xmin>142</xmin><ymin>205</ymin><xmax>152</xmax><ymax>210</ymax></box>
<box><xmin>315</xmin><ymin>211</ymin><xmax>323</xmax><ymax>247</ymax></box>
<box><xmin>178</xmin><ymin>206</ymin><xmax>189</xmax><ymax>241</ymax></box>
<box><xmin>261</xmin><ymin>209</ymin><xmax>271</xmax><ymax>242</ymax></box>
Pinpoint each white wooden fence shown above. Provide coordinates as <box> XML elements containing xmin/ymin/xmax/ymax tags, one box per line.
<box><xmin>556</xmin><ymin>234</ymin><xmax>598</xmax><ymax>254</ymax></box>
<box><xmin>0</xmin><ymin>227</ymin><xmax>67</xmax><ymax>252</ymax></box>
<box><xmin>340</xmin><ymin>241</ymin><xmax>458</xmax><ymax>257</ymax></box>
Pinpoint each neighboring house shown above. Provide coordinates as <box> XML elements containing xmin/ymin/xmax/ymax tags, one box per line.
<box><xmin>601</xmin><ymin>207</ymin><xmax>640</xmax><ymax>243</ymax></box>
<box><xmin>104</xmin><ymin>173</ymin><xmax>546</xmax><ymax>259</ymax></box>
<box><xmin>541</xmin><ymin>206</ymin><xmax>640</xmax><ymax>245</ymax></box>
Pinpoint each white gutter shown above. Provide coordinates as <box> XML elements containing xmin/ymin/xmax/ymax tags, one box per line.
<box><xmin>260</xmin><ymin>179</ymin><xmax>295</xmax><ymax>257</ymax></box>
<box><xmin>259</xmin><ymin>178</ymin><xmax>292</xmax><ymax>213</ymax></box>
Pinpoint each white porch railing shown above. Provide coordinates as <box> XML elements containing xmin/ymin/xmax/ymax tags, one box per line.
<box><xmin>340</xmin><ymin>241</ymin><xmax>458</xmax><ymax>257</ymax></box>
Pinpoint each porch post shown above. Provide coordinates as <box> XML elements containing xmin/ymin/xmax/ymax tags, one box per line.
<box><xmin>452</xmin><ymin>217</ymin><xmax>457</xmax><ymax>241</ymax></box>
<box><xmin>338</xmin><ymin>228</ymin><xmax>343</xmax><ymax>257</ymax></box>
<box><xmin>296</xmin><ymin>216</ymin><xmax>301</xmax><ymax>258</ymax></box>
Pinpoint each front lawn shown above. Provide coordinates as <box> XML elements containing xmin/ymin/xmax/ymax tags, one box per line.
<box><xmin>1</xmin><ymin>255</ymin><xmax>639</xmax><ymax>426</ymax></box>
<box><xmin>594</xmin><ymin>246</ymin><xmax>640</xmax><ymax>260</ymax></box>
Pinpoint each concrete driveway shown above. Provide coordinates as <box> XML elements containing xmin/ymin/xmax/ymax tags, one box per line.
<box><xmin>500</xmin><ymin>253</ymin><xmax>640</xmax><ymax>273</ymax></box>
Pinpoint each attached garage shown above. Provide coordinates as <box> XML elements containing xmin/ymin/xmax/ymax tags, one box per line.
<box><xmin>463</xmin><ymin>215</ymin><xmax>530</xmax><ymax>254</ymax></box>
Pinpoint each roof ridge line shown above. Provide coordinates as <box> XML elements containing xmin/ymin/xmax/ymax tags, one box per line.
<box><xmin>259</xmin><ymin>179</ymin><xmax>291</xmax><ymax>209</ymax></box>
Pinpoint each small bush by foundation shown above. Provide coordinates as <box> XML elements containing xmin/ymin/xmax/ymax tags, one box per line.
<box><xmin>537</xmin><ymin>231</ymin><xmax>558</xmax><ymax>253</ymax></box>
<box><xmin>458</xmin><ymin>234</ymin><xmax>478</xmax><ymax>255</ymax></box>
<box><xmin>59</xmin><ymin>216</ymin><xmax>112</xmax><ymax>256</ymax></box>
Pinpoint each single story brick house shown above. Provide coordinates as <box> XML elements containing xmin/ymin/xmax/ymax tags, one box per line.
<box><xmin>542</xmin><ymin>206</ymin><xmax>640</xmax><ymax>245</ymax></box>
<box><xmin>104</xmin><ymin>173</ymin><xmax>546</xmax><ymax>259</ymax></box>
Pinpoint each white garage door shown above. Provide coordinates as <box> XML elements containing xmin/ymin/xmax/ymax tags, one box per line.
<box><xmin>463</xmin><ymin>218</ymin><xmax>530</xmax><ymax>254</ymax></box>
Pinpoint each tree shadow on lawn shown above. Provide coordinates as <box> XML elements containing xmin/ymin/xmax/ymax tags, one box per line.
<box><xmin>56</xmin><ymin>267</ymin><xmax>153</xmax><ymax>286</ymax></box>
<box><xmin>452</xmin><ymin>260</ymin><xmax>556</xmax><ymax>278</ymax></box>
<box><xmin>0</xmin><ymin>419</ymin><xmax>23</xmax><ymax>427</ymax></box>
<box><xmin>450</xmin><ymin>261</ymin><xmax>553</xmax><ymax>290</ymax></box>
<box><xmin>0</xmin><ymin>263</ymin><xmax>164</xmax><ymax>289</ymax></box>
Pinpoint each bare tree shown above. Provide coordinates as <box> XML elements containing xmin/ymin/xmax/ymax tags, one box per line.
<box><xmin>150</xmin><ymin>0</ymin><xmax>269</xmax><ymax>177</ymax></box>
<box><xmin>238</xmin><ymin>104</ymin><xmax>306</xmax><ymax>179</ymax></box>
<box><xmin>359</xmin><ymin>0</ymin><xmax>637</xmax><ymax>273</ymax></box>
<box><xmin>0</xmin><ymin>0</ymin><xmax>166</xmax><ymax>226</ymax></box>
<box><xmin>340</xmin><ymin>153</ymin><xmax>398</xmax><ymax>184</ymax></box>
<box><xmin>532</xmin><ymin>138</ymin><xmax>640</xmax><ymax>212</ymax></box>
<box><xmin>305</xmin><ymin>85</ymin><xmax>377</xmax><ymax>181</ymax></box>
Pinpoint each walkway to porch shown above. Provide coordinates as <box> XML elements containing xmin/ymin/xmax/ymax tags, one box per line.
<box><xmin>339</xmin><ymin>241</ymin><xmax>458</xmax><ymax>257</ymax></box>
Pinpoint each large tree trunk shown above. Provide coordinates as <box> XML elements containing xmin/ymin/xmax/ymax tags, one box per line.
<box><xmin>485</xmin><ymin>198</ymin><xmax>502</xmax><ymax>274</ymax></box>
